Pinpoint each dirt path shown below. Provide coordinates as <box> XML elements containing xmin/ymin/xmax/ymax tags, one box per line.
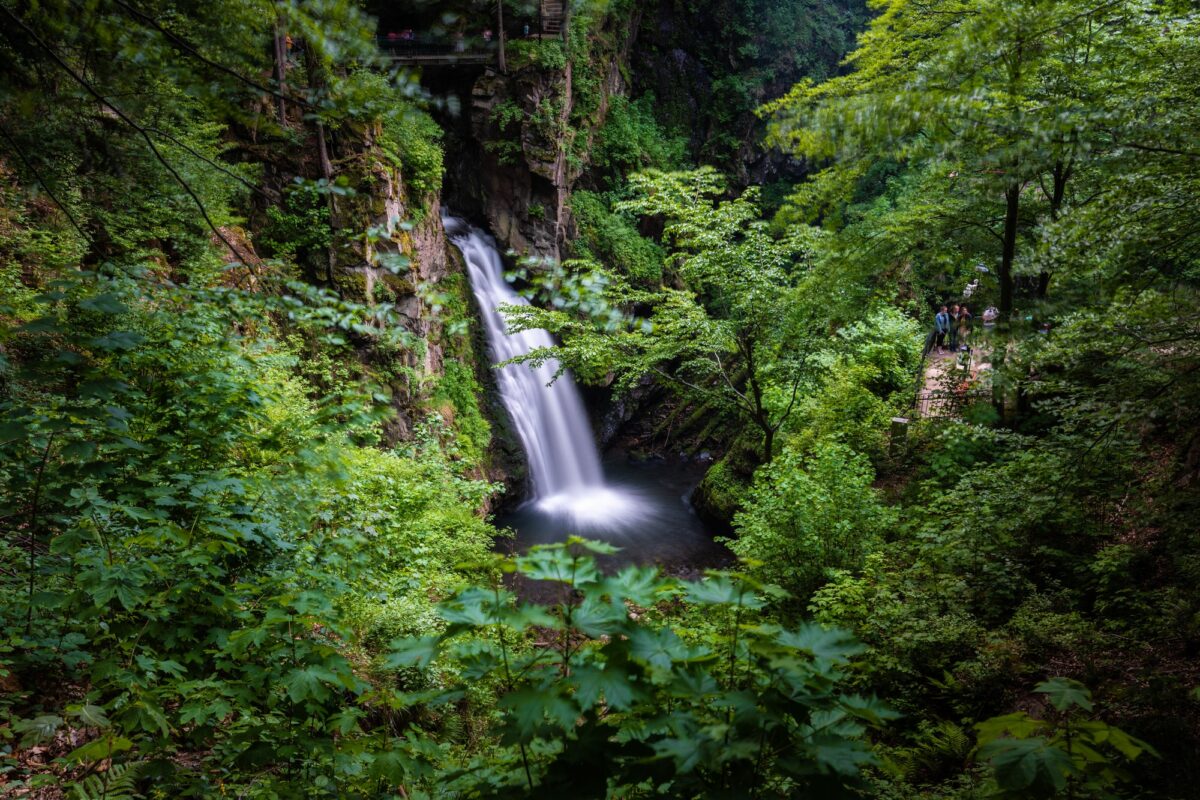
<box><xmin>916</xmin><ymin>335</ymin><xmax>991</xmax><ymax>417</ymax></box>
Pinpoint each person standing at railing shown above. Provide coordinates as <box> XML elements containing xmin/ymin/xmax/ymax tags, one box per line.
<box><xmin>934</xmin><ymin>305</ymin><xmax>950</xmax><ymax>354</ymax></box>
<box><xmin>948</xmin><ymin>304</ymin><xmax>962</xmax><ymax>351</ymax></box>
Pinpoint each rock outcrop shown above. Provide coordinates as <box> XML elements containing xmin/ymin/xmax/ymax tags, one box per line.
<box><xmin>458</xmin><ymin>9</ymin><xmax>642</xmax><ymax>261</ymax></box>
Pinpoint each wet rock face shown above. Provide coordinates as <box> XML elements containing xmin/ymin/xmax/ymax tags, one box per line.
<box><xmin>456</xmin><ymin>9</ymin><xmax>639</xmax><ymax>263</ymax></box>
<box><xmin>467</xmin><ymin>66</ymin><xmax>568</xmax><ymax>262</ymax></box>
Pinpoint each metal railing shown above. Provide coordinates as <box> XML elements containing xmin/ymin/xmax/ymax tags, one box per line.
<box><xmin>914</xmin><ymin>388</ymin><xmax>989</xmax><ymax>418</ymax></box>
<box><xmin>377</xmin><ymin>37</ymin><xmax>498</xmax><ymax>65</ymax></box>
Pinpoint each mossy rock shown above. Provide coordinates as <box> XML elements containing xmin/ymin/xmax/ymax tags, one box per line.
<box><xmin>337</xmin><ymin>270</ymin><xmax>370</xmax><ymax>303</ymax></box>
<box><xmin>690</xmin><ymin>436</ymin><xmax>760</xmax><ymax>527</ymax></box>
<box><xmin>691</xmin><ymin>459</ymin><xmax>746</xmax><ymax>528</ymax></box>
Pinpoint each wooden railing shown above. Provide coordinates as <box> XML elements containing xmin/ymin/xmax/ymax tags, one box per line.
<box><xmin>914</xmin><ymin>388</ymin><xmax>989</xmax><ymax>418</ymax></box>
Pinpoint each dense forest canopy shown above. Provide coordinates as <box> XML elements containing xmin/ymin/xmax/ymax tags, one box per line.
<box><xmin>1</xmin><ymin>0</ymin><xmax>1198</xmax><ymax>798</ymax></box>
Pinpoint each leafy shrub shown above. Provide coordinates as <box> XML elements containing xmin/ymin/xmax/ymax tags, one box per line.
<box><xmin>0</xmin><ymin>265</ymin><xmax>495</xmax><ymax>796</ymax></box>
<box><xmin>259</xmin><ymin>181</ymin><xmax>331</xmax><ymax>261</ymax></box>
<box><xmin>594</xmin><ymin>94</ymin><xmax>687</xmax><ymax>176</ymax></box>
<box><xmin>731</xmin><ymin>439</ymin><xmax>895</xmax><ymax>601</ymax></box>
<box><xmin>975</xmin><ymin>679</ymin><xmax>1156</xmax><ymax>798</ymax></box>
<box><xmin>835</xmin><ymin>307</ymin><xmax>924</xmax><ymax>397</ymax></box>
<box><xmin>387</xmin><ymin>539</ymin><xmax>897</xmax><ymax>796</ymax></box>
<box><xmin>570</xmin><ymin>190</ymin><xmax>664</xmax><ymax>285</ymax></box>
<box><xmin>430</xmin><ymin>360</ymin><xmax>492</xmax><ymax>468</ymax></box>
<box><xmin>379</xmin><ymin>104</ymin><xmax>444</xmax><ymax>200</ymax></box>
<box><xmin>507</xmin><ymin>39</ymin><xmax>567</xmax><ymax>71</ymax></box>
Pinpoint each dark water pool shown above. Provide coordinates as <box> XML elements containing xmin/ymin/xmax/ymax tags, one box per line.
<box><xmin>494</xmin><ymin>452</ymin><xmax>733</xmax><ymax>573</ymax></box>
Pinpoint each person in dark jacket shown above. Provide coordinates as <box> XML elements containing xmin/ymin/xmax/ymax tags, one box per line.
<box><xmin>958</xmin><ymin>305</ymin><xmax>973</xmax><ymax>346</ymax></box>
<box><xmin>948</xmin><ymin>304</ymin><xmax>961</xmax><ymax>350</ymax></box>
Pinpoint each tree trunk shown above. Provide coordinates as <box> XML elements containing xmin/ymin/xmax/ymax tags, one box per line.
<box><xmin>497</xmin><ymin>0</ymin><xmax>506</xmax><ymax>73</ymax></box>
<box><xmin>1037</xmin><ymin>159</ymin><xmax>1069</xmax><ymax>298</ymax></box>
<box><xmin>1000</xmin><ymin>181</ymin><xmax>1020</xmax><ymax>319</ymax></box>
<box><xmin>273</xmin><ymin>20</ymin><xmax>288</xmax><ymax>127</ymax></box>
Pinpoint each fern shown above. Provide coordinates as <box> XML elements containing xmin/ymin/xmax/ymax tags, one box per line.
<box><xmin>69</xmin><ymin>760</ymin><xmax>143</xmax><ymax>800</ymax></box>
<box><xmin>889</xmin><ymin>720</ymin><xmax>973</xmax><ymax>780</ymax></box>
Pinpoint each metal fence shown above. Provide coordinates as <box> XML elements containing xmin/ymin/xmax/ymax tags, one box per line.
<box><xmin>914</xmin><ymin>389</ymin><xmax>990</xmax><ymax>418</ymax></box>
<box><xmin>377</xmin><ymin>38</ymin><xmax>498</xmax><ymax>65</ymax></box>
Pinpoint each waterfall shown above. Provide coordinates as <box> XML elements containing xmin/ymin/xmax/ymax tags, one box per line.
<box><xmin>446</xmin><ymin>216</ymin><xmax>643</xmax><ymax>528</ymax></box>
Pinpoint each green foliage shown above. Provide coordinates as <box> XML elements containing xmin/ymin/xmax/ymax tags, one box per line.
<box><xmin>3</xmin><ymin>0</ymin><xmax>1199</xmax><ymax>797</ymax></box>
<box><xmin>507</xmin><ymin>39</ymin><xmax>567</xmax><ymax>71</ymax></box>
<box><xmin>0</xmin><ymin>257</ymin><xmax>496</xmax><ymax>794</ymax></box>
<box><xmin>69</xmin><ymin>760</ymin><xmax>144</xmax><ymax>800</ymax></box>
<box><xmin>731</xmin><ymin>440</ymin><xmax>895</xmax><ymax>601</ymax></box>
<box><xmin>387</xmin><ymin>539</ymin><xmax>896</xmax><ymax>797</ymax></box>
<box><xmin>593</xmin><ymin>94</ymin><xmax>687</xmax><ymax>176</ymax></box>
<box><xmin>975</xmin><ymin>679</ymin><xmax>1157</xmax><ymax>798</ymax></box>
<box><xmin>260</xmin><ymin>180</ymin><xmax>332</xmax><ymax>261</ymax></box>
<box><xmin>775</xmin><ymin>307</ymin><xmax>924</xmax><ymax>462</ymax></box>
<box><xmin>379</xmin><ymin>103</ymin><xmax>445</xmax><ymax>200</ymax></box>
<box><xmin>570</xmin><ymin>190</ymin><xmax>664</xmax><ymax>286</ymax></box>
<box><xmin>430</xmin><ymin>360</ymin><xmax>492</xmax><ymax>468</ymax></box>
<box><xmin>0</xmin><ymin>5</ymin><xmax>486</xmax><ymax>786</ymax></box>
<box><xmin>506</xmin><ymin>168</ymin><xmax>826</xmax><ymax>462</ymax></box>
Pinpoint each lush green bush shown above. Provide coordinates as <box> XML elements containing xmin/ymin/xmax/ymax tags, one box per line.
<box><xmin>0</xmin><ymin>261</ymin><xmax>495</xmax><ymax>796</ymax></box>
<box><xmin>430</xmin><ymin>360</ymin><xmax>492</xmax><ymax>468</ymax></box>
<box><xmin>570</xmin><ymin>190</ymin><xmax>664</xmax><ymax>286</ymax></box>
<box><xmin>387</xmin><ymin>539</ymin><xmax>897</xmax><ymax>797</ymax></box>
<box><xmin>593</xmin><ymin>94</ymin><xmax>687</xmax><ymax>176</ymax></box>
<box><xmin>379</xmin><ymin>104</ymin><xmax>445</xmax><ymax>201</ymax></box>
<box><xmin>730</xmin><ymin>439</ymin><xmax>895</xmax><ymax>602</ymax></box>
<box><xmin>260</xmin><ymin>180</ymin><xmax>332</xmax><ymax>262</ymax></box>
<box><xmin>507</xmin><ymin>39</ymin><xmax>567</xmax><ymax>71</ymax></box>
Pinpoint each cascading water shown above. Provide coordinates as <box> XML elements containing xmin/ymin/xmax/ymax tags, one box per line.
<box><xmin>445</xmin><ymin>216</ymin><xmax>645</xmax><ymax>529</ymax></box>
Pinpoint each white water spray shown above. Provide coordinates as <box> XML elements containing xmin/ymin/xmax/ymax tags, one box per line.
<box><xmin>445</xmin><ymin>216</ymin><xmax>645</xmax><ymax>529</ymax></box>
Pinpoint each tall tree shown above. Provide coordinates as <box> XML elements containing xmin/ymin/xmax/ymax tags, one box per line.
<box><xmin>765</xmin><ymin>0</ymin><xmax>1146</xmax><ymax>320</ymax></box>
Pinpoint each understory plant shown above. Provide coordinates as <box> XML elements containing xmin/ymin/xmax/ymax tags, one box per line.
<box><xmin>388</xmin><ymin>539</ymin><xmax>897</xmax><ymax>798</ymax></box>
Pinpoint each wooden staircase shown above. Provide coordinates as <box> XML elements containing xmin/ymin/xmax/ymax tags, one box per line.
<box><xmin>539</xmin><ymin>0</ymin><xmax>565</xmax><ymax>37</ymax></box>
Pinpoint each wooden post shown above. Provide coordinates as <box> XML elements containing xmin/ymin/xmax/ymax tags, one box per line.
<box><xmin>889</xmin><ymin>417</ymin><xmax>909</xmax><ymax>458</ymax></box>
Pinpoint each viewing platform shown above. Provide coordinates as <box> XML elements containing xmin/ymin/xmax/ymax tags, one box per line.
<box><xmin>379</xmin><ymin>40</ymin><xmax>497</xmax><ymax>67</ymax></box>
<box><xmin>379</xmin><ymin>1</ymin><xmax>565</xmax><ymax>68</ymax></box>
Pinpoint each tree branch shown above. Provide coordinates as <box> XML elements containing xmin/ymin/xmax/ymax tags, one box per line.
<box><xmin>1</xmin><ymin>6</ymin><xmax>243</xmax><ymax>260</ymax></box>
<box><xmin>0</xmin><ymin>123</ymin><xmax>89</xmax><ymax>241</ymax></box>
<box><xmin>141</xmin><ymin>126</ymin><xmax>272</xmax><ymax>199</ymax></box>
<box><xmin>109</xmin><ymin>0</ymin><xmax>316</xmax><ymax>111</ymax></box>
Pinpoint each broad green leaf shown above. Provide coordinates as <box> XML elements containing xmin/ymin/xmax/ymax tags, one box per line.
<box><xmin>499</xmin><ymin>687</ymin><xmax>578</xmax><ymax>740</ymax></box>
<box><xmin>284</xmin><ymin>665</ymin><xmax>338</xmax><ymax>703</ymax></box>
<box><xmin>64</xmin><ymin>735</ymin><xmax>133</xmax><ymax>763</ymax></box>
<box><xmin>571</xmin><ymin>663</ymin><xmax>639</xmax><ymax>711</ymax></box>
<box><xmin>980</xmin><ymin>737</ymin><xmax>1074</xmax><ymax>792</ymax></box>
<box><xmin>384</xmin><ymin>636</ymin><xmax>441</xmax><ymax>670</ymax></box>
<box><xmin>1036</xmin><ymin>677</ymin><xmax>1093</xmax><ymax>712</ymax></box>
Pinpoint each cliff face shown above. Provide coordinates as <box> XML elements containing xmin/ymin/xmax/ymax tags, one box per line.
<box><xmin>630</xmin><ymin>0</ymin><xmax>865</xmax><ymax>187</ymax></box>
<box><xmin>444</xmin><ymin>8</ymin><xmax>641</xmax><ymax>261</ymax></box>
<box><xmin>242</xmin><ymin>108</ymin><xmax>516</xmax><ymax>499</ymax></box>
